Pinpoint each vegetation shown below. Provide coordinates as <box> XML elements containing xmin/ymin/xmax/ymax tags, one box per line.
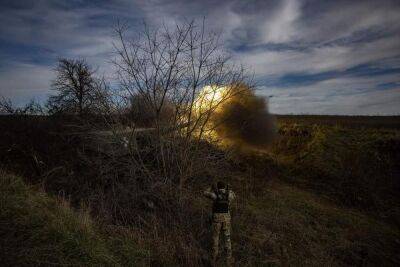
<box><xmin>0</xmin><ymin>170</ymin><xmax>148</xmax><ymax>266</ymax></box>
<box><xmin>276</xmin><ymin>115</ymin><xmax>400</xmax><ymax>129</ymax></box>
<box><xmin>234</xmin><ymin>181</ymin><xmax>400</xmax><ymax>266</ymax></box>
<box><xmin>47</xmin><ymin>58</ymin><xmax>108</xmax><ymax>116</ymax></box>
<box><xmin>1</xmin><ymin>114</ymin><xmax>399</xmax><ymax>266</ymax></box>
<box><xmin>0</xmin><ymin>97</ymin><xmax>44</xmax><ymax>115</ymax></box>
<box><xmin>0</xmin><ymin>19</ymin><xmax>399</xmax><ymax>267</ymax></box>
<box><xmin>273</xmin><ymin>118</ymin><xmax>400</xmax><ymax>224</ymax></box>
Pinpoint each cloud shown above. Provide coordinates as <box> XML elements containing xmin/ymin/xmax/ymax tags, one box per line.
<box><xmin>235</xmin><ymin>33</ymin><xmax>400</xmax><ymax>78</ymax></box>
<box><xmin>0</xmin><ymin>63</ymin><xmax>54</xmax><ymax>105</ymax></box>
<box><xmin>261</xmin><ymin>0</ymin><xmax>301</xmax><ymax>43</ymax></box>
<box><xmin>0</xmin><ymin>0</ymin><xmax>129</xmax><ymax>104</ymax></box>
<box><xmin>212</xmin><ymin>84</ymin><xmax>276</xmax><ymax>149</ymax></box>
<box><xmin>0</xmin><ymin>0</ymin><xmax>399</xmax><ymax>114</ymax></box>
<box><xmin>263</xmin><ymin>74</ymin><xmax>400</xmax><ymax>115</ymax></box>
<box><xmin>297</xmin><ymin>1</ymin><xmax>400</xmax><ymax>45</ymax></box>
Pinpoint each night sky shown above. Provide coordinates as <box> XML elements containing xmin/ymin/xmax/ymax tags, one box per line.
<box><xmin>1</xmin><ymin>0</ymin><xmax>400</xmax><ymax>115</ymax></box>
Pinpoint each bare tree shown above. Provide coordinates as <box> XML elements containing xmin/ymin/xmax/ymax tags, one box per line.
<box><xmin>0</xmin><ymin>97</ymin><xmax>44</xmax><ymax>115</ymax></box>
<box><xmin>113</xmin><ymin>19</ymin><xmax>249</xmax><ymax>138</ymax></box>
<box><xmin>108</xmin><ymin>19</ymin><xmax>251</xmax><ymax>199</ymax></box>
<box><xmin>71</xmin><ymin>21</ymin><xmax>255</xmax><ymax>263</ymax></box>
<box><xmin>0</xmin><ymin>97</ymin><xmax>14</xmax><ymax>114</ymax></box>
<box><xmin>47</xmin><ymin>58</ymin><xmax>106</xmax><ymax>116</ymax></box>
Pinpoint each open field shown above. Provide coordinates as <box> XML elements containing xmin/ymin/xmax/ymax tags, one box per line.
<box><xmin>273</xmin><ymin>117</ymin><xmax>400</xmax><ymax>220</ymax></box>
<box><xmin>1</xmin><ymin>115</ymin><xmax>399</xmax><ymax>266</ymax></box>
<box><xmin>276</xmin><ymin>115</ymin><xmax>400</xmax><ymax>129</ymax></box>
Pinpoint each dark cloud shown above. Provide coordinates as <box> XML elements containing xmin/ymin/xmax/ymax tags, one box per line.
<box><xmin>212</xmin><ymin>84</ymin><xmax>276</xmax><ymax>149</ymax></box>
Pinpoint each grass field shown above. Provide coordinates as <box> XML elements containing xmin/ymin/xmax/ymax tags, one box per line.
<box><xmin>0</xmin><ymin>170</ymin><xmax>149</xmax><ymax>266</ymax></box>
<box><xmin>0</xmin><ymin>115</ymin><xmax>399</xmax><ymax>266</ymax></box>
<box><xmin>273</xmin><ymin>117</ymin><xmax>400</xmax><ymax>220</ymax></box>
<box><xmin>276</xmin><ymin>115</ymin><xmax>400</xmax><ymax>129</ymax></box>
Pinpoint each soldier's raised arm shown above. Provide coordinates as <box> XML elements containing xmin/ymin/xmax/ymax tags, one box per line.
<box><xmin>229</xmin><ymin>190</ymin><xmax>236</xmax><ymax>201</ymax></box>
<box><xmin>203</xmin><ymin>187</ymin><xmax>217</xmax><ymax>200</ymax></box>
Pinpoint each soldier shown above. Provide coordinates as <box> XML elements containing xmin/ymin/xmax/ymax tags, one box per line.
<box><xmin>204</xmin><ymin>181</ymin><xmax>236</xmax><ymax>266</ymax></box>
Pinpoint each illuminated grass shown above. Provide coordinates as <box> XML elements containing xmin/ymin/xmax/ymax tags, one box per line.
<box><xmin>0</xmin><ymin>171</ymin><xmax>148</xmax><ymax>266</ymax></box>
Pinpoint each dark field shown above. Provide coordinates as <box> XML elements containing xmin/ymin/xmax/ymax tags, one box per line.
<box><xmin>1</xmin><ymin>115</ymin><xmax>399</xmax><ymax>266</ymax></box>
<box><xmin>276</xmin><ymin>114</ymin><xmax>400</xmax><ymax>129</ymax></box>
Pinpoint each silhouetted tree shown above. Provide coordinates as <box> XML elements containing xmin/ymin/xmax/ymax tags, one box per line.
<box><xmin>47</xmin><ymin>58</ymin><xmax>104</xmax><ymax>116</ymax></box>
<box><xmin>111</xmin><ymin>19</ymin><xmax>252</xmax><ymax>197</ymax></box>
<box><xmin>0</xmin><ymin>97</ymin><xmax>44</xmax><ymax>115</ymax></box>
<box><xmin>113</xmin><ymin>20</ymin><xmax>248</xmax><ymax>138</ymax></box>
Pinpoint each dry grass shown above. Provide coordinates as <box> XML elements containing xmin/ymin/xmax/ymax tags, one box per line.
<box><xmin>1</xmin><ymin>115</ymin><xmax>399</xmax><ymax>266</ymax></box>
<box><xmin>271</xmin><ymin>122</ymin><xmax>400</xmax><ymax>224</ymax></box>
<box><xmin>0</xmin><ymin>170</ymin><xmax>149</xmax><ymax>266</ymax></box>
<box><xmin>232</xmin><ymin>180</ymin><xmax>400</xmax><ymax>266</ymax></box>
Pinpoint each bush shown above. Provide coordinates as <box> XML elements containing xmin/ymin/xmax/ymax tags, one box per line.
<box><xmin>128</xmin><ymin>93</ymin><xmax>176</xmax><ymax>127</ymax></box>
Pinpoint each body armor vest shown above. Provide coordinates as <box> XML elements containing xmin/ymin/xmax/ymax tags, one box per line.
<box><xmin>213</xmin><ymin>190</ymin><xmax>230</xmax><ymax>213</ymax></box>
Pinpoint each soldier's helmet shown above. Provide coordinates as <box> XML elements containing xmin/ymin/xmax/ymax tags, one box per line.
<box><xmin>217</xmin><ymin>181</ymin><xmax>226</xmax><ymax>190</ymax></box>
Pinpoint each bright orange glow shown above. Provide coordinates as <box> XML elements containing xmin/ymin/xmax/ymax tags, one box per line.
<box><xmin>188</xmin><ymin>85</ymin><xmax>231</xmax><ymax>142</ymax></box>
<box><xmin>194</xmin><ymin>85</ymin><xmax>229</xmax><ymax>114</ymax></box>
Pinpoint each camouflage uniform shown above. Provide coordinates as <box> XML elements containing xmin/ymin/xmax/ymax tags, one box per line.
<box><xmin>204</xmin><ymin>186</ymin><xmax>235</xmax><ymax>266</ymax></box>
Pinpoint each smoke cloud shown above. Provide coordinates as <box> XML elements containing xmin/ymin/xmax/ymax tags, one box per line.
<box><xmin>212</xmin><ymin>84</ymin><xmax>276</xmax><ymax>150</ymax></box>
